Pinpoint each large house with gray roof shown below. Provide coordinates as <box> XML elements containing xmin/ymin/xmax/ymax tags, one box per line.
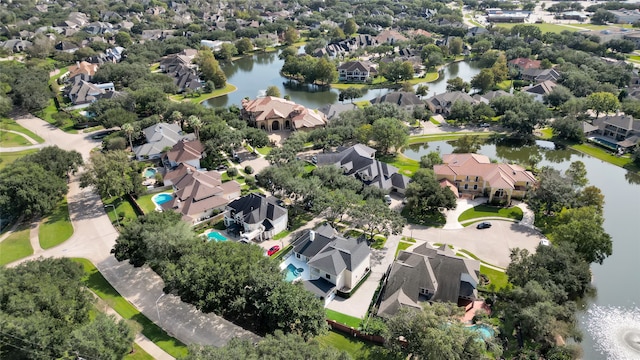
<box><xmin>370</xmin><ymin>91</ymin><xmax>424</xmax><ymax>110</ymax></box>
<box><xmin>134</xmin><ymin>123</ymin><xmax>195</xmax><ymax>160</ymax></box>
<box><xmin>337</xmin><ymin>61</ymin><xmax>377</xmax><ymax>82</ymax></box>
<box><xmin>224</xmin><ymin>193</ymin><xmax>288</xmax><ymax>242</ymax></box>
<box><xmin>592</xmin><ymin>115</ymin><xmax>640</xmax><ymax>151</ymax></box>
<box><xmin>316</xmin><ymin>144</ymin><xmax>411</xmax><ymax>194</ymax></box>
<box><xmin>291</xmin><ymin>225</ymin><xmax>371</xmax><ymax>305</ymax></box>
<box><xmin>425</xmin><ymin>91</ymin><xmax>477</xmax><ymax>118</ymax></box>
<box><xmin>378</xmin><ymin>243</ymin><xmax>480</xmax><ymax>318</ymax></box>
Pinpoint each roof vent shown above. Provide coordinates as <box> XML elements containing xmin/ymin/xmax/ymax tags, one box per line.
<box><xmin>309</xmin><ymin>230</ymin><xmax>315</xmax><ymax>242</ymax></box>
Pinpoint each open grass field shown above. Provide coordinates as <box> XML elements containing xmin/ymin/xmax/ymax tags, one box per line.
<box><xmin>316</xmin><ymin>330</ymin><xmax>377</xmax><ymax>359</ymax></box>
<box><xmin>39</xmin><ymin>197</ymin><xmax>73</xmax><ymax>249</ymax></box>
<box><xmin>407</xmin><ymin>132</ymin><xmax>493</xmax><ymax>145</ymax></box>
<box><xmin>458</xmin><ymin>204</ymin><xmax>523</xmax><ymax>223</ymax></box>
<box><xmin>0</xmin><ymin>149</ymin><xmax>38</xmax><ymax>171</ymax></box>
<box><xmin>572</xmin><ymin>143</ymin><xmax>635</xmax><ymax>169</ymax></box>
<box><xmin>326</xmin><ymin>309</ymin><xmax>362</xmax><ymax>328</ymax></box>
<box><xmin>169</xmin><ymin>83</ymin><xmax>237</xmax><ymax>104</ymax></box>
<box><xmin>0</xmin><ymin>118</ymin><xmax>45</xmax><ymax>143</ymax></box>
<box><xmin>0</xmin><ymin>224</ymin><xmax>33</xmax><ymax>266</ymax></box>
<box><xmin>377</xmin><ymin>152</ymin><xmax>420</xmax><ymax>177</ymax></box>
<box><xmin>73</xmin><ymin>258</ymin><xmax>188</xmax><ymax>358</ymax></box>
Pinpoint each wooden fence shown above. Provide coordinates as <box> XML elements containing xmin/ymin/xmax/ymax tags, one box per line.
<box><xmin>326</xmin><ymin>320</ymin><xmax>385</xmax><ymax>345</ymax></box>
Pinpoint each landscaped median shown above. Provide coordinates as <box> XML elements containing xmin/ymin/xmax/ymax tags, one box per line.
<box><xmin>169</xmin><ymin>83</ymin><xmax>237</xmax><ymax>104</ymax></box>
<box><xmin>39</xmin><ymin>197</ymin><xmax>74</xmax><ymax>249</ymax></box>
<box><xmin>458</xmin><ymin>204</ymin><xmax>523</xmax><ymax>226</ymax></box>
<box><xmin>72</xmin><ymin>258</ymin><xmax>188</xmax><ymax>358</ymax></box>
<box><xmin>0</xmin><ymin>224</ymin><xmax>33</xmax><ymax>266</ymax></box>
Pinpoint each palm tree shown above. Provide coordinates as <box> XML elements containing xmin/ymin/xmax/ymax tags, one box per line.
<box><xmin>187</xmin><ymin>115</ymin><xmax>202</xmax><ymax>140</ymax></box>
<box><xmin>170</xmin><ymin>111</ymin><xmax>184</xmax><ymax>129</ymax></box>
<box><xmin>122</xmin><ymin>123</ymin><xmax>134</xmax><ymax>151</ymax></box>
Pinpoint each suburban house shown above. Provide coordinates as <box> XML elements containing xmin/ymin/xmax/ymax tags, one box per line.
<box><xmin>377</xmin><ymin>243</ymin><xmax>480</xmax><ymax>318</ymax></box>
<box><xmin>241</xmin><ymin>96</ymin><xmax>327</xmax><ymax>132</ymax></box>
<box><xmin>337</xmin><ymin>61</ymin><xmax>377</xmax><ymax>82</ymax></box>
<box><xmin>65</xmin><ymin>78</ymin><xmax>117</xmax><ymax>106</ymax></box>
<box><xmin>0</xmin><ymin>39</ymin><xmax>33</xmax><ymax>53</ymax></box>
<box><xmin>592</xmin><ymin>115</ymin><xmax>640</xmax><ymax>150</ymax></box>
<box><xmin>508</xmin><ymin>57</ymin><xmax>541</xmax><ymax>72</ymax></box>
<box><xmin>520</xmin><ymin>68</ymin><xmax>560</xmax><ymax>83</ymax></box>
<box><xmin>433</xmin><ymin>153</ymin><xmax>537</xmax><ymax>203</ymax></box>
<box><xmin>291</xmin><ymin>225</ymin><xmax>371</xmax><ymax>305</ymax></box>
<box><xmin>163</xmin><ymin>139</ymin><xmax>205</xmax><ymax>170</ymax></box>
<box><xmin>316</xmin><ymin>144</ymin><xmax>411</xmax><ymax>194</ymax></box>
<box><xmin>370</xmin><ymin>92</ymin><xmax>425</xmax><ymax>110</ymax></box>
<box><xmin>224</xmin><ymin>193</ymin><xmax>288</xmax><ymax>242</ymax></box>
<box><xmin>318</xmin><ymin>103</ymin><xmax>358</xmax><ymax>120</ymax></box>
<box><xmin>166</xmin><ymin>64</ymin><xmax>203</xmax><ymax>93</ymax></box>
<box><xmin>66</xmin><ymin>61</ymin><xmax>99</xmax><ymax>80</ymax></box>
<box><xmin>375</xmin><ymin>29</ymin><xmax>408</xmax><ymax>44</ymax></box>
<box><xmin>522</xmin><ymin>80</ymin><xmax>557</xmax><ymax>102</ymax></box>
<box><xmin>134</xmin><ymin>123</ymin><xmax>195</xmax><ymax>160</ymax></box>
<box><xmin>159</xmin><ymin>49</ymin><xmax>198</xmax><ymax>73</ymax></box>
<box><xmin>161</xmin><ymin>164</ymin><xmax>241</xmax><ymax>224</ymax></box>
<box><xmin>425</xmin><ymin>92</ymin><xmax>477</xmax><ymax>118</ymax></box>
<box><xmin>473</xmin><ymin>90</ymin><xmax>512</xmax><ymax>104</ymax></box>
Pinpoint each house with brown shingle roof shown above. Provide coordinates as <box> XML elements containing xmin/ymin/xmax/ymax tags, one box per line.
<box><xmin>67</xmin><ymin>61</ymin><xmax>99</xmax><ymax>80</ymax></box>
<box><xmin>523</xmin><ymin>80</ymin><xmax>557</xmax><ymax>103</ymax></box>
<box><xmin>163</xmin><ymin>139</ymin><xmax>205</xmax><ymax>170</ymax></box>
<box><xmin>508</xmin><ymin>57</ymin><xmax>541</xmax><ymax>72</ymax></box>
<box><xmin>241</xmin><ymin>96</ymin><xmax>327</xmax><ymax>132</ymax></box>
<box><xmin>161</xmin><ymin>164</ymin><xmax>241</xmax><ymax>224</ymax></box>
<box><xmin>433</xmin><ymin>153</ymin><xmax>537</xmax><ymax>203</ymax></box>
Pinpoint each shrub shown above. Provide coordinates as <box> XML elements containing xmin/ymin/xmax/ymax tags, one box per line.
<box><xmin>227</xmin><ymin>167</ymin><xmax>238</xmax><ymax>177</ymax></box>
<box><xmin>244</xmin><ymin>165</ymin><xmax>254</xmax><ymax>174</ymax></box>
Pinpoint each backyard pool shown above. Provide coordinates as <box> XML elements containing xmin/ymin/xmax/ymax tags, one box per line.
<box><xmin>468</xmin><ymin>324</ymin><xmax>495</xmax><ymax>340</ymax></box>
<box><xmin>152</xmin><ymin>193</ymin><xmax>173</xmax><ymax>207</ymax></box>
<box><xmin>588</xmin><ymin>137</ymin><xmax>618</xmax><ymax>151</ymax></box>
<box><xmin>144</xmin><ymin>168</ymin><xmax>157</xmax><ymax>178</ymax></box>
<box><xmin>284</xmin><ymin>263</ymin><xmax>304</xmax><ymax>282</ymax></box>
<box><xmin>207</xmin><ymin>231</ymin><xmax>228</xmax><ymax>242</ymax></box>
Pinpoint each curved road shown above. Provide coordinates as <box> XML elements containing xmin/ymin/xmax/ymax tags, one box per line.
<box><xmin>7</xmin><ymin>115</ymin><xmax>260</xmax><ymax>351</ymax></box>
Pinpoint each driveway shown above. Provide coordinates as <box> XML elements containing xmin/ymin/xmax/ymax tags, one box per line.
<box><xmin>8</xmin><ymin>115</ymin><xmax>260</xmax><ymax>348</ymax></box>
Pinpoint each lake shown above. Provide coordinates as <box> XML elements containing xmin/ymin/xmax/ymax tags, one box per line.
<box><xmin>203</xmin><ymin>51</ymin><xmax>483</xmax><ymax>109</ymax></box>
<box><xmin>405</xmin><ymin>140</ymin><xmax>640</xmax><ymax>359</ymax></box>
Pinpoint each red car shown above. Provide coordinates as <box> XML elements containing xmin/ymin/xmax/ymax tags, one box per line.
<box><xmin>267</xmin><ymin>245</ymin><xmax>280</xmax><ymax>256</ymax></box>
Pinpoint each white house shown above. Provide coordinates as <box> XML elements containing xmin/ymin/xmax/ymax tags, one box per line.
<box><xmin>224</xmin><ymin>193</ymin><xmax>288</xmax><ymax>242</ymax></box>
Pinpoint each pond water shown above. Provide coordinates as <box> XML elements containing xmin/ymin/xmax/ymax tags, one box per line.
<box><xmin>202</xmin><ymin>51</ymin><xmax>483</xmax><ymax>109</ymax></box>
<box><xmin>405</xmin><ymin>140</ymin><xmax>640</xmax><ymax>359</ymax></box>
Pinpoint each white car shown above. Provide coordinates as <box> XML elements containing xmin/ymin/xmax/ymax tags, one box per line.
<box><xmin>539</xmin><ymin>239</ymin><xmax>551</xmax><ymax>246</ymax></box>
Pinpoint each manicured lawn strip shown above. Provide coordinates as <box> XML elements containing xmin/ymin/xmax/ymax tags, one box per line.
<box><xmin>571</xmin><ymin>143</ymin><xmax>634</xmax><ymax>168</ymax></box>
<box><xmin>72</xmin><ymin>258</ymin><xmax>188</xmax><ymax>358</ymax></box>
<box><xmin>125</xmin><ymin>343</ymin><xmax>154</xmax><ymax>360</ymax></box>
<box><xmin>169</xmin><ymin>83</ymin><xmax>237</xmax><ymax>104</ymax></box>
<box><xmin>135</xmin><ymin>193</ymin><xmax>160</xmax><ymax>215</ymax></box>
<box><xmin>429</xmin><ymin>117</ymin><xmax>441</xmax><ymax>125</ymax></box>
<box><xmin>370</xmin><ymin>234</ymin><xmax>387</xmax><ymax>250</ymax></box>
<box><xmin>480</xmin><ymin>265</ymin><xmax>509</xmax><ymax>291</ymax></box>
<box><xmin>256</xmin><ymin>146</ymin><xmax>272</xmax><ymax>155</ymax></box>
<box><xmin>405</xmin><ymin>72</ymin><xmax>439</xmax><ymax>84</ymax></box>
<box><xmin>407</xmin><ymin>132</ymin><xmax>493</xmax><ymax>145</ymax></box>
<box><xmin>0</xmin><ymin>225</ymin><xmax>33</xmax><ymax>266</ymax></box>
<box><xmin>39</xmin><ymin>197</ymin><xmax>73</xmax><ymax>249</ymax></box>
<box><xmin>273</xmin><ymin>230</ymin><xmax>291</xmax><ymax>241</ymax></box>
<box><xmin>0</xmin><ymin>149</ymin><xmax>38</xmax><ymax>170</ymax></box>
<box><xmin>316</xmin><ymin>330</ymin><xmax>375</xmax><ymax>359</ymax></box>
<box><xmin>103</xmin><ymin>196</ymin><xmax>138</xmax><ymax>225</ymax></box>
<box><xmin>401</xmin><ymin>236</ymin><xmax>416</xmax><ymax>243</ymax></box>
<box><xmin>495</xmin><ymin>22</ymin><xmax>575</xmax><ymax>34</ymax></box>
<box><xmin>0</xmin><ymin>118</ymin><xmax>45</xmax><ymax>143</ymax></box>
<box><xmin>377</xmin><ymin>153</ymin><xmax>420</xmax><ymax>177</ymax></box>
<box><xmin>326</xmin><ymin>309</ymin><xmax>362</xmax><ymax>328</ymax></box>
<box><xmin>538</xmin><ymin>128</ymin><xmax>553</xmax><ymax>140</ymax></box>
<box><xmin>272</xmin><ymin>244</ymin><xmax>292</xmax><ymax>261</ymax></box>
<box><xmin>395</xmin><ymin>241</ymin><xmax>413</xmax><ymax>258</ymax></box>
<box><xmin>0</xmin><ymin>130</ymin><xmax>31</xmax><ymax>146</ymax></box>
<box><xmin>458</xmin><ymin>205</ymin><xmax>523</xmax><ymax>223</ymax></box>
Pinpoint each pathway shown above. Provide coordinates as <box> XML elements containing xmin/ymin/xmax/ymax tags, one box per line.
<box><xmin>442</xmin><ymin>197</ymin><xmax>486</xmax><ymax>230</ymax></box>
<box><xmin>6</xmin><ymin>115</ymin><xmax>261</xmax><ymax>350</ymax></box>
<box><xmin>28</xmin><ymin>220</ymin><xmax>43</xmax><ymax>256</ymax></box>
<box><xmin>0</xmin><ymin>129</ymin><xmax>41</xmax><ymax>145</ymax></box>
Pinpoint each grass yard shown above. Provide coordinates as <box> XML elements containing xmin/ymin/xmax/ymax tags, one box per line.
<box><xmin>103</xmin><ymin>196</ymin><xmax>138</xmax><ymax>226</ymax></box>
<box><xmin>304</xmin><ymin>163</ymin><xmax>316</xmax><ymax>173</ymax></box>
<box><xmin>370</xmin><ymin>234</ymin><xmax>387</xmax><ymax>250</ymax></box>
<box><xmin>256</xmin><ymin>146</ymin><xmax>272</xmax><ymax>156</ymax></box>
<box><xmin>572</xmin><ymin>143</ymin><xmax>635</xmax><ymax>169</ymax></box>
<box><xmin>495</xmin><ymin>22</ymin><xmax>576</xmax><ymax>34</ymax></box>
<box><xmin>50</xmin><ymin>66</ymin><xmax>68</xmax><ymax>84</ymax></box>
<box><xmin>429</xmin><ymin>117</ymin><xmax>441</xmax><ymax>125</ymax></box>
<box><xmin>39</xmin><ymin>197</ymin><xmax>73</xmax><ymax>249</ymax></box>
<box><xmin>125</xmin><ymin>344</ymin><xmax>154</xmax><ymax>360</ymax></box>
<box><xmin>326</xmin><ymin>309</ymin><xmax>362</xmax><ymax>328</ymax></box>
<box><xmin>407</xmin><ymin>132</ymin><xmax>492</xmax><ymax>145</ymax></box>
<box><xmin>377</xmin><ymin>153</ymin><xmax>420</xmax><ymax>177</ymax></box>
<box><xmin>169</xmin><ymin>83</ymin><xmax>238</xmax><ymax>104</ymax></box>
<box><xmin>135</xmin><ymin>193</ymin><xmax>160</xmax><ymax>214</ymax></box>
<box><xmin>0</xmin><ymin>118</ymin><xmax>45</xmax><ymax>143</ymax></box>
<box><xmin>0</xmin><ymin>224</ymin><xmax>33</xmax><ymax>266</ymax></box>
<box><xmin>395</xmin><ymin>241</ymin><xmax>413</xmax><ymax>258</ymax></box>
<box><xmin>405</xmin><ymin>72</ymin><xmax>439</xmax><ymax>84</ymax></box>
<box><xmin>316</xmin><ymin>330</ymin><xmax>376</xmax><ymax>359</ymax></box>
<box><xmin>0</xmin><ymin>130</ymin><xmax>31</xmax><ymax>146</ymax></box>
<box><xmin>273</xmin><ymin>229</ymin><xmax>291</xmax><ymax>240</ymax></box>
<box><xmin>0</xmin><ymin>149</ymin><xmax>38</xmax><ymax>170</ymax></box>
<box><xmin>72</xmin><ymin>258</ymin><xmax>188</xmax><ymax>358</ymax></box>
<box><xmin>458</xmin><ymin>204</ymin><xmax>523</xmax><ymax>223</ymax></box>
<box><xmin>480</xmin><ymin>265</ymin><xmax>509</xmax><ymax>291</ymax></box>
<box><xmin>538</xmin><ymin>128</ymin><xmax>553</xmax><ymax>140</ymax></box>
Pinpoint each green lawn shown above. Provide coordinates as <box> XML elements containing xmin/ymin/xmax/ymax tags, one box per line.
<box><xmin>395</xmin><ymin>241</ymin><xmax>413</xmax><ymax>258</ymax></box>
<box><xmin>304</xmin><ymin>163</ymin><xmax>316</xmax><ymax>173</ymax></box>
<box><xmin>538</xmin><ymin>128</ymin><xmax>553</xmax><ymax>140</ymax></box>
<box><xmin>326</xmin><ymin>309</ymin><xmax>362</xmax><ymax>328</ymax></box>
<box><xmin>407</xmin><ymin>132</ymin><xmax>492</xmax><ymax>145</ymax></box>
<box><xmin>495</xmin><ymin>22</ymin><xmax>577</xmax><ymax>34</ymax></box>
<box><xmin>0</xmin><ymin>149</ymin><xmax>38</xmax><ymax>170</ymax></box>
<box><xmin>0</xmin><ymin>130</ymin><xmax>31</xmax><ymax>146</ymax></box>
<box><xmin>256</xmin><ymin>146</ymin><xmax>272</xmax><ymax>156</ymax></box>
<box><xmin>370</xmin><ymin>234</ymin><xmax>387</xmax><ymax>250</ymax></box>
<box><xmin>72</xmin><ymin>258</ymin><xmax>188</xmax><ymax>358</ymax></box>
<box><xmin>36</xmin><ymin>99</ymin><xmax>77</xmax><ymax>133</ymax></box>
<box><xmin>103</xmin><ymin>196</ymin><xmax>138</xmax><ymax>226</ymax></box>
<box><xmin>50</xmin><ymin>66</ymin><xmax>68</xmax><ymax>84</ymax></box>
<box><xmin>169</xmin><ymin>83</ymin><xmax>237</xmax><ymax>104</ymax></box>
<box><xmin>316</xmin><ymin>330</ymin><xmax>376</xmax><ymax>359</ymax></box>
<box><xmin>572</xmin><ymin>143</ymin><xmax>635</xmax><ymax>169</ymax></box>
<box><xmin>377</xmin><ymin>153</ymin><xmax>420</xmax><ymax>177</ymax></box>
<box><xmin>0</xmin><ymin>224</ymin><xmax>33</xmax><ymax>266</ymax></box>
<box><xmin>273</xmin><ymin>229</ymin><xmax>291</xmax><ymax>240</ymax></box>
<box><xmin>125</xmin><ymin>343</ymin><xmax>154</xmax><ymax>360</ymax></box>
<box><xmin>39</xmin><ymin>197</ymin><xmax>73</xmax><ymax>249</ymax></box>
<box><xmin>480</xmin><ymin>265</ymin><xmax>509</xmax><ymax>291</ymax></box>
<box><xmin>458</xmin><ymin>204</ymin><xmax>523</xmax><ymax>223</ymax></box>
<box><xmin>135</xmin><ymin>192</ymin><xmax>161</xmax><ymax>215</ymax></box>
<box><xmin>0</xmin><ymin>118</ymin><xmax>45</xmax><ymax>143</ymax></box>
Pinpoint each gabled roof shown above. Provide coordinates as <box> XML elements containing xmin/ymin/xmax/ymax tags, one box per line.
<box><xmin>226</xmin><ymin>193</ymin><xmax>287</xmax><ymax>226</ymax></box>
<box><xmin>337</xmin><ymin>61</ymin><xmax>377</xmax><ymax>74</ymax></box>
<box><xmin>67</xmin><ymin>61</ymin><xmax>98</xmax><ymax>79</ymax></box>
<box><xmin>594</xmin><ymin>115</ymin><xmax>640</xmax><ymax>132</ymax></box>
<box><xmin>370</xmin><ymin>91</ymin><xmax>424</xmax><ymax>108</ymax></box>
<box><xmin>134</xmin><ymin>123</ymin><xmax>195</xmax><ymax>158</ymax></box>
<box><xmin>508</xmin><ymin>57</ymin><xmax>541</xmax><ymax>70</ymax></box>
<box><xmin>426</xmin><ymin>91</ymin><xmax>477</xmax><ymax>109</ymax></box>
<box><xmin>318</xmin><ymin>103</ymin><xmax>358</xmax><ymax>120</ymax></box>
<box><xmin>241</xmin><ymin>96</ymin><xmax>327</xmax><ymax>130</ymax></box>
<box><xmin>523</xmin><ymin>80</ymin><xmax>557</xmax><ymax>96</ymax></box>
<box><xmin>165</xmin><ymin>139</ymin><xmax>204</xmax><ymax>164</ymax></box>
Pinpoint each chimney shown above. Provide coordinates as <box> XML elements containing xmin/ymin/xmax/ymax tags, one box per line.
<box><xmin>309</xmin><ymin>230</ymin><xmax>315</xmax><ymax>242</ymax></box>
<box><xmin>187</xmin><ymin>168</ymin><xmax>192</xmax><ymax>174</ymax></box>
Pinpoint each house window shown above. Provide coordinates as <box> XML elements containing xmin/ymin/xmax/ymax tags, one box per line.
<box><xmin>296</xmin><ymin>253</ymin><xmax>300</xmax><ymax>259</ymax></box>
<box><xmin>465</xmin><ymin>176</ymin><xmax>469</xmax><ymax>181</ymax></box>
<box><xmin>325</xmin><ymin>274</ymin><xmax>331</xmax><ymax>280</ymax></box>
<box><xmin>473</xmin><ymin>184</ymin><xmax>478</xmax><ymax>190</ymax></box>
<box><xmin>464</xmin><ymin>184</ymin><xmax>468</xmax><ymax>190</ymax></box>
<box><xmin>475</xmin><ymin>176</ymin><xmax>479</xmax><ymax>182</ymax></box>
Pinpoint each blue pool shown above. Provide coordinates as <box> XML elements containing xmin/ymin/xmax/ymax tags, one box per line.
<box><xmin>468</xmin><ymin>324</ymin><xmax>495</xmax><ymax>340</ymax></box>
<box><xmin>284</xmin><ymin>264</ymin><xmax>304</xmax><ymax>282</ymax></box>
<box><xmin>144</xmin><ymin>168</ymin><xmax>157</xmax><ymax>178</ymax></box>
<box><xmin>207</xmin><ymin>231</ymin><xmax>228</xmax><ymax>242</ymax></box>
<box><xmin>152</xmin><ymin>193</ymin><xmax>173</xmax><ymax>207</ymax></box>
<box><xmin>588</xmin><ymin>136</ymin><xmax>618</xmax><ymax>150</ymax></box>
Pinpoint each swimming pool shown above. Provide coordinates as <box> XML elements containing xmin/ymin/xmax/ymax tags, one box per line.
<box><xmin>144</xmin><ymin>168</ymin><xmax>157</xmax><ymax>178</ymax></box>
<box><xmin>588</xmin><ymin>137</ymin><xmax>618</xmax><ymax>150</ymax></box>
<box><xmin>152</xmin><ymin>193</ymin><xmax>173</xmax><ymax>207</ymax></box>
<box><xmin>207</xmin><ymin>231</ymin><xmax>228</xmax><ymax>242</ymax></box>
<box><xmin>468</xmin><ymin>324</ymin><xmax>495</xmax><ymax>340</ymax></box>
<box><xmin>284</xmin><ymin>264</ymin><xmax>304</xmax><ymax>282</ymax></box>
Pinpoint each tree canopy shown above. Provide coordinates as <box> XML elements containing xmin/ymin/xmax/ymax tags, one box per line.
<box><xmin>80</xmin><ymin>150</ymin><xmax>145</xmax><ymax>199</ymax></box>
<box><xmin>404</xmin><ymin>168</ymin><xmax>457</xmax><ymax>221</ymax></box>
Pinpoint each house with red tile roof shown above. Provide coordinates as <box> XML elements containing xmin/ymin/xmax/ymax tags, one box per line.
<box><xmin>241</xmin><ymin>96</ymin><xmax>327</xmax><ymax>132</ymax></box>
<box><xmin>508</xmin><ymin>57</ymin><xmax>541</xmax><ymax>72</ymax></box>
<box><xmin>163</xmin><ymin>139</ymin><xmax>205</xmax><ymax>170</ymax></box>
<box><xmin>67</xmin><ymin>61</ymin><xmax>99</xmax><ymax>80</ymax></box>
<box><xmin>433</xmin><ymin>153</ymin><xmax>537</xmax><ymax>203</ymax></box>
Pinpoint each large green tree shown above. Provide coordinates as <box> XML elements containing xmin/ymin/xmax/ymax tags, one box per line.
<box><xmin>550</xmin><ymin>206</ymin><xmax>612</xmax><ymax>264</ymax></box>
<box><xmin>379</xmin><ymin>61</ymin><xmax>413</xmax><ymax>83</ymax></box>
<box><xmin>349</xmin><ymin>198</ymin><xmax>406</xmax><ymax>241</ymax></box>
<box><xmin>80</xmin><ymin>150</ymin><xmax>144</xmax><ymax>198</ymax></box>
<box><xmin>371</xmin><ymin>117</ymin><xmax>408</xmax><ymax>154</ymax></box>
<box><xmin>404</xmin><ymin>169</ymin><xmax>457</xmax><ymax>220</ymax></box>
<box><xmin>19</xmin><ymin>146</ymin><xmax>83</xmax><ymax>178</ymax></box>
<box><xmin>587</xmin><ymin>91</ymin><xmax>619</xmax><ymax>118</ymax></box>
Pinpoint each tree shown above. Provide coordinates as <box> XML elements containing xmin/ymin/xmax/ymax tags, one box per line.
<box><xmin>339</xmin><ymin>87</ymin><xmax>363</xmax><ymax>103</ymax></box>
<box><xmin>284</xmin><ymin>27</ymin><xmax>299</xmax><ymax>44</ymax></box>
<box><xmin>379</xmin><ymin>61</ymin><xmax>413</xmax><ymax>83</ymax></box>
<box><xmin>544</xmin><ymin>85</ymin><xmax>573</xmax><ymax>108</ymax></box>
<box><xmin>122</xmin><ymin>122</ymin><xmax>135</xmax><ymax>150</ymax></box>
<box><xmin>114</xmin><ymin>31</ymin><xmax>132</xmax><ymax>46</ymax></box>
<box><xmin>265</xmin><ymin>85</ymin><xmax>282</xmax><ymax>98</ymax></box>
<box><xmin>471</xmin><ymin>68</ymin><xmax>495</xmax><ymax>93</ymax></box>
<box><xmin>420</xmin><ymin>151</ymin><xmax>443</xmax><ymax>169</ymax></box>
<box><xmin>0</xmin><ymin>95</ymin><xmax>11</xmax><ymax>116</ymax></box>
<box><xmin>492</xmin><ymin>93</ymin><xmax>550</xmax><ymax>138</ymax></box>
<box><xmin>405</xmin><ymin>169</ymin><xmax>457</xmax><ymax>220</ymax></box>
<box><xmin>416</xmin><ymin>84</ymin><xmax>429</xmax><ymax>97</ymax></box>
<box><xmin>196</xmin><ymin>50</ymin><xmax>225</xmax><ymax>87</ymax></box>
<box><xmin>449</xmin><ymin>37</ymin><xmax>463</xmax><ymax>56</ymax></box>
<box><xmin>97</xmin><ymin>107</ymin><xmax>138</xmax><ymax>128</ymax></box>
<box><xmin>384</xmin><ymin>303</ymin><xmax>490</xmax><ymax>360</ymax></box>
<box><xmin>491</xmin><ymin>53</ymin><xmax>508</xmax><ymax>83</ymax></box>
<box><xmin>216</xmin><ymin>43</ymin><xmax>238</xmax><ymax>61</ymax></box>
<box><xmin>343</xmin><ymin>18</ymin><xmax>357</xmax><ymax>36</ymax></box>
<box><xmin>235</xmin><ymin>37</ymin><xmax>254</xmax><ymax>54</ymax></box>
<box><xmin>591</xmin><ymin>9</ymin><xmax>615</xmax><ymax>25</ymax></box>
<box><xmin>243</xmin><ymin>127</ymin><xmax>269</xmax><ymax>148</ymax></box>
<box><xmin>565</xmin><ymin>161</ymin><xmax>588</xmax><ymax>187</ymax></box>
<box><xmin>279</xmin><ymin>46</ymin><xmax>298</xmax><ymax>60</ymax></box>
<box><xmin>453</xmin><ymin>135</ymin><xmax>482</xmax><ymax>153</ymax></box>
<box><xmin>187</xmin><ymin>115</ymin><xmax>202</xmax><ymax>140</ymax></box>
<box><xmin>551</xmin><ymin>206</ymin><xmax>612</xmax><ymax>264</ymax></box>
<box><xmin>349</xmin><ymin>198</ymin><xmax>405</xmax><ymax>241</ymax></box>
<box><xmin>314</xmin><ymin>57</ymin><xmax>338</xmax><ymax>85</ymax></box>
<box><xmin>551</xmin><ymin>116</ymin><xmax>584</xmax><ymax>142</ymax></box>
<box><xmin>371</xmin><ymin>117</ymin><xmax>409</xmax><ymax>154</ymax></box>
<box><xmin>525</xmin><ymin>166</ymin><xmax>576</xmax><ymax>215</ymax></box>
<box><xmin>19</xmin><ymin>146</ymin><xmax>83</xmax><ymax>178</ymax></box>
<box><xmin>577</xmin><ymin>185</ymin><xmax>605</xmax><ymax>213</ymax></box>
<box><xmin>314</xmin><ymin>188</ymin><xmax>360</xmax><ymax>225</ymax></box>
<box><xmin>80</xmin><ymin>150</ymin><xmax>144</xmax><ymax>199</ymax></box>
<box><xmin>587</xmin><ymin>91</ymin><xmax>619</xmax><ymax>118</ymax></box>
<box><xmin>446</xmin><ymin>77</ymin><xmax>470</xmax><ymax>93</ymax></box>
<box><xmin>449</xmin><ymin>100</ymin><xmax>474</xmax><ymax>123</ymax></box>
<box><xmin>0</xmin><ymin>162</ymin><xmax>67</xmax><ymax>219</ymax></box>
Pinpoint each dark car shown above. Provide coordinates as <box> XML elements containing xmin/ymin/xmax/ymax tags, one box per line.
<box><xmin>267</xmin><ymin>245</ymin><xmax>280</xmax><ymax>256</ymax></box>
<box><xmin>91</xmin><ymin>130</ymin><xmax>116</xmax><ymax>140</ymax></box>
<box><xmin>476</xmin><ymin>222</ymin><xmax>492</xmax><ymax>229</ymax></box>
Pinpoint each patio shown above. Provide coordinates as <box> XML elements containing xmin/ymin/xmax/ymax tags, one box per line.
<box><xmin>279</xmin><ymin>255</ymin><xmax>311</xmax><ymax>282</ymax></box>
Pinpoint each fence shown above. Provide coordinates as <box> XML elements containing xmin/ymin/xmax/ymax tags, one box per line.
<box><xmin>326</xmin><ymin>320</ymin><xmax>385</xmax><ymax>345</ymax></box>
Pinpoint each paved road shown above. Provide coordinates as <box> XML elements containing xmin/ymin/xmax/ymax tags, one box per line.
<box><xmin>7</xmin><ymin>115</ymin><xmax>260</xmax><ymax>350</ymax></box>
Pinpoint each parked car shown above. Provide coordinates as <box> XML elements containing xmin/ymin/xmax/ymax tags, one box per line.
<box><xmin>539</xmin><ymin>239</ymin><xmax>551</xmax><ymax>246</ymax></box>
<box><xmin>480</xmin><ymin>123</ymin><xmax>491</xmax><ymax>128</ymax></box>
<box><xmin>267</xmin><ymin>245</ymin><xmax>280</xmax><ymax>256</ymax></box>
<box><xmin>384</xmin><ymin>195</ymin><xmax>392</xmax><ymax>205</ymax></box>
<box><xmin>476</xmin><ymin>221</ymin><xmax>492</xmax><ymax>229</ymax></box>
<box><xmin>91</xmin><ymin>130</ymin><xmax>116</xmax><ymax>140</ymax></box>
<box><xmin>311</xmin><ymin>156</ymin><xmax>318</xmax><ymax>164</ymax></box>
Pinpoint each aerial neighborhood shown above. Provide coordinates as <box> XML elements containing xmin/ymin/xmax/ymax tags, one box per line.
<box><xmin>1</xmin><ymin>0</ymin><xmax>639</xmax><ymax>359</ymax></box>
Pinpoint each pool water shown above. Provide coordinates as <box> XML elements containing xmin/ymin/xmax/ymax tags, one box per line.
<box><xmin>207</xmin><ymin>231</ymin><xmax>228</xmax><ymax>242</ymax></box>
<box><xmin>588</xmin><ymin>137</ymin><xmax>618</xmax><ymax>150</ymax></box>
<box><xmin>284</xmin><ymin>264</ymin><xmax>304</xmax><ymax>282</ymax></box>
<box><xmin>152</xmin><ymin>193</ymin><xmax>173</xmax><ymax>206</ymax></box>
<box><xmin>468</xmin><ymin>324</ymin><xmax>495</xmax><ymax>340</ymax></box>
<box><xmin>144</xmin><ymin>168</ymin><xmax>157</xmax><ymax>178</ymax></box>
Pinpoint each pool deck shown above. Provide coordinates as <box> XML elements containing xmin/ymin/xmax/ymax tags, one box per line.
<box><xmin>279</xmin><ymin>256</ymin><xmax>311</xmax><ymax>281</ymax></box>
